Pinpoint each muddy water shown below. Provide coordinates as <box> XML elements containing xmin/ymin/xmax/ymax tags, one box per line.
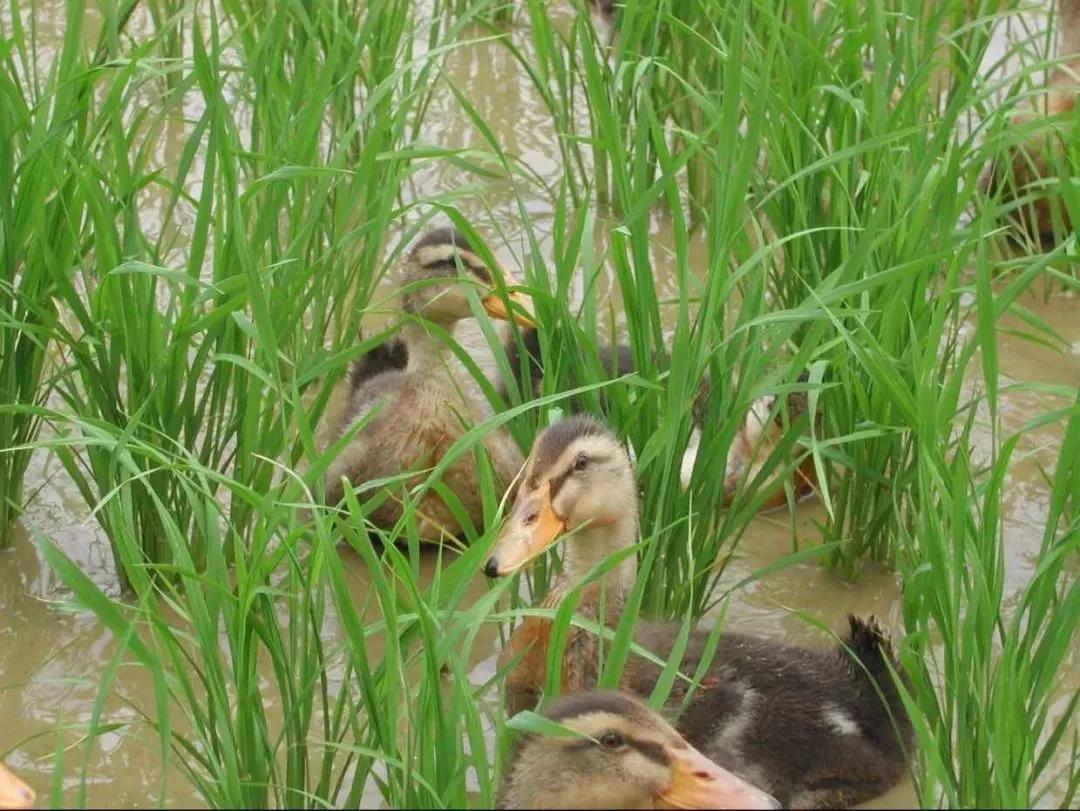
<box><xmin>2</xmin><ymin>1</ymin><xmax>1078</xmax><ymax>808</ymax></box>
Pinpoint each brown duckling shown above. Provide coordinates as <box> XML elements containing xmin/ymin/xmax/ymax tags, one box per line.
<box><xmin>322</xmin><ymin>227</ymin><xmax>533</xmax><ymax>541</ymax></box>
<box><xmin>980</xmin><ymin>0</ymin><xmax>1078</xmax><ymax>242</ymax></box>
<box><xmin>499</xmin><ymin>690</ymin><xmax>780</xmax><ymax>809</ymax></box>
<box><xmin>681</xmin><ymin>371</ymin><xmax>818</xmax><ymax>508</ymax></box>
<box><xmin>485</xmin><ymin>414</ymin><xmax>912</xmax><ymax>809</ymax></box>
<box><xmin>0</xmin><ymin>764</ymin><xmax>34</xmax><ymax>810</ymax></box>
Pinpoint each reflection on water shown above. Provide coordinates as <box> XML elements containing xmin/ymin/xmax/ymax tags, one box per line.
<box><xmin>1</xmin><ymin>1</ymin><xmax>1077</xmax><ymax>808</ymax></box>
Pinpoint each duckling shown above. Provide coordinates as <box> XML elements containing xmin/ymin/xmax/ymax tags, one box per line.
<box><xmin>504</xmin><ymin>329</ymin><xmax>817</xmax><ymax>508</ymax></box>
<box><xmin>484</xmin><ymin>414</ymin><xmax>912</xmax><ymax>809</ymax></box>
<box><xmin>681</xmin><ymin>371</ymin><xmax>818</xmax><ymax>508</ymax></box>
<box><xmin>322</xmin><ymin>227</ymin><xmax>533</xmax><ymax>541</ymax></box>
<box><xmin>0</xmin><ymin>764</ymin><xmax>34</xmax><ymax>810</ymax></box>
<box><xmin>980</xmin><ymin>0</ymin><xmax>1078</xmax><ymax>242</ymax></box>
<box><xmin>499</xmin><ymin>690</ymin><xmax>780</xmax><ymax>809</ymax></box>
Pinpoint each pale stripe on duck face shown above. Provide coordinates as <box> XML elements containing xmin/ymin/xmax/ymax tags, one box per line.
<box><xmin>401</xmin><ymin>227</ymin><xmax>533</xmax><ymax>329</ymax></box>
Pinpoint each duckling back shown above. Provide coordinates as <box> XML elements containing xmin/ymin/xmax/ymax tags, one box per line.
<box><xmin>617</xmin><ymin>615</ymin><xmax>912</xmax><ymax>809</ymax></box>
<box><xmin>325</xmin><ymin>365</ymin><xmax>522</xmax><ymax>539</ymax></box>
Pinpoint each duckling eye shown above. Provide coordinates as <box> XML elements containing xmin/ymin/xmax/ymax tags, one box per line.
<box><xmin>598</xmin><ymin>732</ymin><xmax>624</xmax><ymax>750</ymax></box>
<box><xmin>524</xmin><ymin>510</ymin><xmax>539</xmax><ymax>526</ymax></box>
<box><xmin>573</xmin><ymin>454</ymin><xmax>589</xmax><ymax>472</ymax></box>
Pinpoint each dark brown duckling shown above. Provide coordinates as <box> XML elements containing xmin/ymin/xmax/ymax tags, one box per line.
<box><xmin>499</xmin><ymin>690</ymin><xmax>780</xmax><ymax>809</ymax></box>
<box><xmin>485</xmin><ymin>414</ymin><xmax>912</xmax><ymax>809</ymax></box>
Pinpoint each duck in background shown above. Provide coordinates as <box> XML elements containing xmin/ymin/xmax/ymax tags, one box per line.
<box><xmin>0</xmin><ymin>764</ymin><xmax>34</xmax><ymax>810</ymax></box>
<box><xmin>342</xmin><ymin>229</ymin><xmax>818</xmax><ymax>517</ymax></box>
<box><xmin>980</xmin><ymin>0</ymin><xmax>1078</xmax><ymax>242</ymax></box>
<box><xmin>681</xmin><ymin>370</ymin><xmax>819</xmax><ymax>508</ymax></box>
<box><xmin>505</xmin><ymin>328</ymin><xmax>818</xmax><ymax>509</ymax></box>
<box><xmin>485</xmin><ymin>414</ymin><xmax>912</xmax><ymax>809</ymax></box>
<box><xmin>321</xmin><ymin>227</ymin><xmax>532</xmax><ymax>541</ymax></box>
<box><xmin>498</xmin><ymin>690</ymin><xmax>780</xmax><ymax>809</ymax></box>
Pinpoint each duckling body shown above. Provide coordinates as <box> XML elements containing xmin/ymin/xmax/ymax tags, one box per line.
<box><xmin>0</xmin><ymin>764</ymin><xmax>34</xmax><ymax>810</ymax></box>
<box><xmin>486</xmin><ymin>415</ymin><xmax>911</xmax><ymax>809</ymax></box>
<box><xmin>323</xmin><ymin>228</ymin><xmax>530</xmax><ymax>540</ymax></box>
<box><xmin>499</xmin><ymin>690</ymin><xmax>780</xmax><ymax>809</ymax></box>
<box><xmin>621</xmin><ymin>617</ymin><xmax>910</xmax><ymax>809</ymax></box>
<box><xmin>683</xmin><ymin>373</ymin><xmax>818</xmax><ymax>507</ymax></box>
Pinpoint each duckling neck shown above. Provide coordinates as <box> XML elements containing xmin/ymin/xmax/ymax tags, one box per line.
<box><xmin>552</xmin><ymin>511</ymin><xmax>638</xmax><ymax>603</ymax></box>
<box><xmin>400</xmin><ymin>321</ymin><xmax>455</xmax><ymax>374</ymax></box>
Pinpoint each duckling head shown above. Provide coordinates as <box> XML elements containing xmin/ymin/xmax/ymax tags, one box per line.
<box><xmin>485</xmin><ymin>414</ymin><xmax>637</xmax><ymax>579</ymax></box>
<box><xmin>498</xmin><ymin>690</ymin><xmax>780</xmax><ymax>809</ymax></box>
<box><xmin>401</xmin><ymin>227</ymin><xmax>533</xmax><ymax>329</ymax></box>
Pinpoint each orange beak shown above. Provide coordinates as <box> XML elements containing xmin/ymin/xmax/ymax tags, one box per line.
<box><xmin>484</xmin><ymin>487</ymin><xmax>566</xmax><ymax>577</ymax></box>
<box><xmin>656</xmin><ymin>744</ymin><xmax>779</xmax><ymax>810</ymax></box>
<box><xmin>0</xmin><ymin>764</ymin><xmax>35</xmax><ymax>810</ymax></box>
<box><xmin>481</xmin><ymin>291</ymin><xmax>535</xmax><ymax>328</ymax></box>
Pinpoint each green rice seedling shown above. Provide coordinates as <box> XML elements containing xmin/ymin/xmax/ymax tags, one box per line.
<box><xmin>14</xmin><ymin>0</ymin><xmax>498</xmax><ymax>582</ymax></box>
<box><xmin>729</xmin><ymin>0</ymin><xmax>1037</xmax><ymax>575</ymax></box>
<box><xmin>897</xmin><ymin>374</ymin><xmax>1080</xmax><ymax>807</ymax></box>
<box><xmin>0</xmin><ymin>0</ymin><xmax>121</xmax><ymax>544</ymax></box>
<box><xmin>31</xmin><ymin>398</ymin><xmax>531</xmax><ymax>808</ymax></box>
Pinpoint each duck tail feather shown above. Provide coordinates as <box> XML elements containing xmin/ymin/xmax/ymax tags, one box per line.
<box><xmin>843</xmin><ymin>614</ymin><xmax>914</xmax><ymax>748</ymax></box>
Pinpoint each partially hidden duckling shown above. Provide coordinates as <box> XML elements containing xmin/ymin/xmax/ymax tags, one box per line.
<box><xmin>499</xmin><ymin>690</ymin><xmax>780</xmax><ymax>809</ymax></box>
<box><xmin>0</xmin><ymin>764</ymin><xmax>34</xmax><ymax>810</ymax></box>
<box><xmin>485</xmin><ymin>414</ymin><xmax>912</xmax><ymax>809</ymax></box>
<box><xmin>980</xmin><ymin>0</ymin><xmax>1079</xmax><ymax>241</ymax></box>
<box><xmin>505</xmin><ymin>329</ymin><xmax>817</xmax><ymax>508</ymax></box>
<box><xmin>681</xmin><ymin>371</ymin><xmax>818</xmax><ymax>508</ymax></box>
<box><xmin>322</xmin><ymin>227</ymin><xmax>533</xmax><ymax>541</ymax></box>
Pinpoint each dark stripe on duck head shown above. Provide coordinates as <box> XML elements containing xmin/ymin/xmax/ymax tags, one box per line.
<box><xmin>560</xmin><ymin>733</ymin><xmax>672</xmax><ymax>769</ymax></box>
<box><xmin>411</xmin><ymin>227</ymin><xmax>493</xmax><ymax>285</ymax></box>
<box><xmin>412</xmin><ymin>226</ymin><xmax>476</xmax><ymax>254</ymax></box>
<box><xmin>545</xmin><ymin>690</ymin><xmax>643</xmax><ymax>724</ymax></box>
<box><xmin>527</xmin><ymin>415</ymin><xmax>614</xmax><ymax>488</ymax></box>
<box><xmin>546</xmin><ymin>451</ymin><xmax>613</xmax><ymax>500</ymax></box>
